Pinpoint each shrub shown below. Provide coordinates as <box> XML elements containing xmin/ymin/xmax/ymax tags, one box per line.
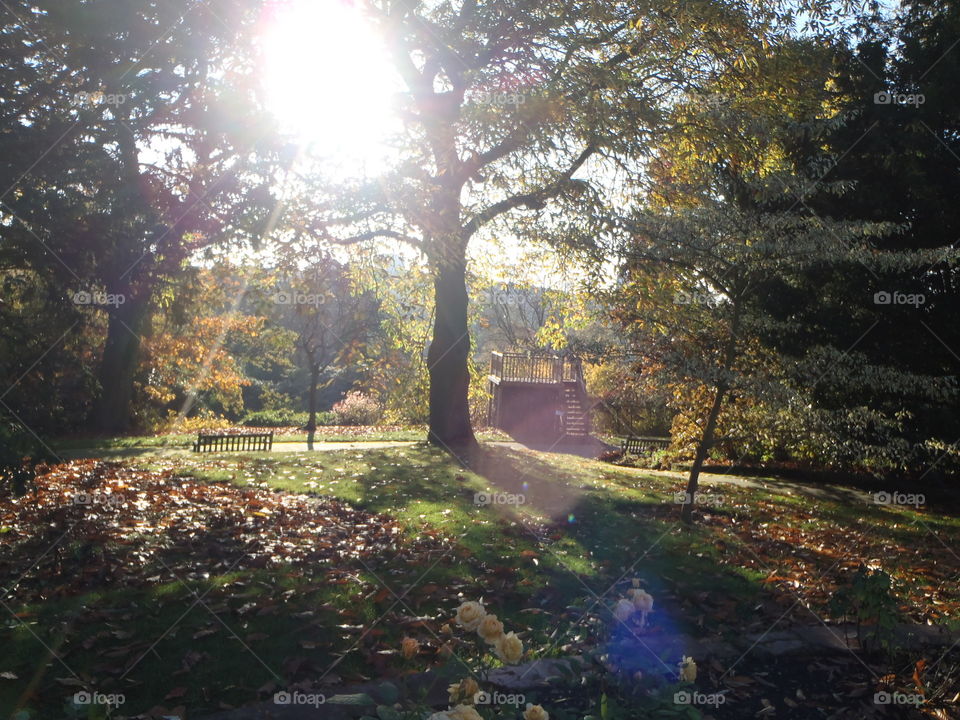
<box><xmin>240</xmin><ymin>409</ymin><xmax>309</xmax><ymax>428</ymax></box>
<box><xmin>332</xmin><ymin>392</ymin><xmax>383</xmax><ymax>426</ymax></box>
<box><xmin>313</xmin><ymin>411</ymin><xmax>338</xmax><ymax>426</ymax></box>
<box><xmin>163</xmin><ymin>411</ymin><xmax>234</xmax><ymax>434</ymax></box>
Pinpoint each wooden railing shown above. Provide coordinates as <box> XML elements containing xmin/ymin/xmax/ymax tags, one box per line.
<box><xmin>490</xmin><ymin>352</ymin><xmax>582</xmax><ymax>384</ymax></box>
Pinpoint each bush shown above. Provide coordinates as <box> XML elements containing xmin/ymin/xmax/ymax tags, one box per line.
<box><xmin>313</xmin><ymin>411</ymin><xmax>338</xmax><ymax>426</ymax></box>
<box><xmin>164</xmin><ymin>410</ymin><xmax>234</xmax><ymax>434</ymax></box>
<box><xmin>240</xmin><ymin>409</ymin><xmax>309</xmax><ymax>428</ymax></box>
<box><xmin>331</xmin><ymin>392</ymin><xmax>383</xmax><ymax>426</ymax></box>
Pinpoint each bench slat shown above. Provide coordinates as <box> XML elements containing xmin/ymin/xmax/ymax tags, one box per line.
<box><xmin>620</xmin><ymin>435</ymin><xmax>670</xmax><ymax>454</ymax></box>
<box><xmin>193</xmin><ymin>432</ymin><xmax>274</xmax><ymax>453</ymax></box>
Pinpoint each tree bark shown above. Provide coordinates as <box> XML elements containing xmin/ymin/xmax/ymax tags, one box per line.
<box><xmin>427</xmin><ymin>252</ymin><xmax>476</xmax><ymax>450</ymax></box>
<box><xmin>306</xmin><ymin>365</ymin><xmax>319</xmax><ymax>450</ymax></box>
<box><xmin>91</xmin><ymin>291</ymin><xmax>151</xmax><ymax>433</ymax></box>
<box><xmin>681</xmin><ymin>383</ymin><xmax>727</xmax><ymax>523</ymax></box>
<box><xmin>681</xmin><ymin>302</ymin><xmax>741</xmax><ymax>524</ymax></box>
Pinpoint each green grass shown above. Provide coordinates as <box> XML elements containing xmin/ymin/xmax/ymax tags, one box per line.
<box><xmin>3</xmin><ymin>441</ymin><xmax>957</xmax><ymax>718</ymax></box>
<box><xmin>49</xmin><ymin>426</ymin><xmax>512</xmax><ymax>453</ymax></box>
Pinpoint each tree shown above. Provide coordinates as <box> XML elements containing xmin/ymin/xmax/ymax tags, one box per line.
<box><xmin>315</xmin><ymin>0</ymin><xmax>784</xmax><ymax>450</ymax></box>
<box><xmin>278</xmin><ymin>258</ymin><xmax>379</xmax><ymax>446</ymax></box>
<box><xmin>0</xmin><ymin>0</ymin><xmax>280</xmax><ymax>432</ymax></box>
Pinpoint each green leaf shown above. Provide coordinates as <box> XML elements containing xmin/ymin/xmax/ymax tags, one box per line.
<box><xmin>376</xmin><ymin>681</ymin><xmax>400</xmax><ymax>704</ymax></box>
<box><xmin>376</xmin><ymin>705</ymin><xmax>400</xmax><ymax>720</ymax></box>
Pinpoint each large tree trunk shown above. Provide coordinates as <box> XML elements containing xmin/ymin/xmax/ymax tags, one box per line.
<box><xmin>427</xmin><ymin>253</ymin><xmax>476</xmax><ymax>450</ymax></box>
<box><xmin>91</xmin><ymin>291</ymin><xmax>151</xmax><ymax>433</ymax></box>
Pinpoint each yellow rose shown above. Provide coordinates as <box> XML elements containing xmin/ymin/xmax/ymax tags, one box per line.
<box><xmin>523</xmin><ymin>704</ymin><xmax>549</xmax><ymax>720</ymax></box>
<box><xmin>447</xmin><ymin>677</ymin><xmax>480</xmax><ymax>704</ymax></box>
<box><xmin>494</xmin><ymin>631</ymin><xmax>523</xmax><ymax>664</ymax></box>
<box><xmin>401</xmin><ymin>636</ymin><xmax>420</xmax><ymax>659</ymax></box>
<box><xmin>678</xmin><ymin>656</ymin><xmax>697</xmax><ymax>683</ymax></box>
<box><xmin>448</xmin><ymin>705</ymin><xmax>483</xmax><ymax>720</ymax></box>
<box><xmin>455</xmin><ymin>601</ymin><xmax>487</xmax><ymax>631</ymax></box>
<box><xmin>613</xmin><ymin>598</ymin><xmax>634</xmax><ymax>622</ymax></box>
<box><xmin>477</xmin><ymin>614</ymin><xmax>505</xmax><ymax>644</ymax></box>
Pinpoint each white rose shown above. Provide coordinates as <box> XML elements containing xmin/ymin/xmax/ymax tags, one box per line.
<box><xmin>631</xmin><ymin>589</ymin><xmax>653</xmax><ymax>613</ymax></box>
<box><xmin>448</xmin><ymin>678</ymin><xmax>480</xmax><ymax>704</ymax></box>
<box><xmin>477</xmin><ymin>614</ymin><xmax>504</xmax><ymax>644</ymax></box>
<box><xmin>455</xmin><ymin>601</ymin><xmax>487</xmax><ymax>631</ymax></box>
<box><xmin>448</xmin><ymin>705</ymin><xmax>483</xmax><ymax>720</ymax></box>
<box><xmin>494</xmin><ymin>631</ymin><xmax>524</xmax><ymax>664</ymax></box>
<box><xmin>613</xmin><ymin>598</ymin><xmax>634</xmax><ymax>622</ymax></box>
<box><xmin>523</xmin><ymin>704</ymin><xmax>549</xmax><ymax>720</ymax></box>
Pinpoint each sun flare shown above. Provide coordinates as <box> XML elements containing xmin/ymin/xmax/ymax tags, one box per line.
<box><xmin>261</xmin><ymin>0</ymin><xmax>398</xmax><ymax>174</ymax></box>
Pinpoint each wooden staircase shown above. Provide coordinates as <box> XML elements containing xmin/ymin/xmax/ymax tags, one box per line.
<box><xmin>488</xmin><ymin>352</ymin><xmax>595</xmax><ymax>443</ymax></box>
<box><xmin>561</xmin><ymin>380</ymin><xmax>591</xmax><ymax>440</ymax></box>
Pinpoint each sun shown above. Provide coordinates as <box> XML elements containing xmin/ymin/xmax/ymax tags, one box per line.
<box><xmin>261</xmin><ymin>0</ymin><xmax>399</xmax><ymax>175</ymax></box>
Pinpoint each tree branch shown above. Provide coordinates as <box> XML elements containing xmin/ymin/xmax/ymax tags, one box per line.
<box><xmin>462</xmin><ymin>143</ymin><xmax>596</xmax><ymax>238</ymax></box>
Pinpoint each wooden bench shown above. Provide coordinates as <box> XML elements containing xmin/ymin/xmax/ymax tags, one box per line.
<box><xmin>620</xmin><ymin>435</ymin><xmax>670</xmax><ymax>454</ymax></box>
<box><xmin>193</xmin><ymin>432</ymin><xmax>273</xmax><ymax>453</ymax></box>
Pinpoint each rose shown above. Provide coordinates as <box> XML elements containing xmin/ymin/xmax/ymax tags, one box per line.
<box><xmin>455</xmin><ymin>601</ymin><xmax>487</xmax><ymax>631</ymax></box>
<box><xmin>401</xmin><ymin>636</ymin><xmax>420</xmax><ymax>659</ymax></box>
<box><xmin>448</xmin><ymin>705</ymin><xmax>483</xmax><ymax>720</ymax></box>
<box><xmin>448</xmin><ymin>678</ymin><xmax>480</xmax><ymax>704</ymax></box>
<box><xmin>678</xmin><ymin>656</ymin><xmax>697</xmax><ymax>683</ymax></box>
<box><xmin>613</xmin><ymin>598</ymin><xmax>634</xmax><ymax>622</ymax></box>
<box><xmin>477</xmin><ymin>614</ymin><xmax>504</xmax><ymax>644</ymax></box>
<box><xmin>494</xmin><ymin>631</ymin><xmax>523</xmax><ymax>664</ymax></box>
<box><xmin>523</xmin><ymin>704</ymin><xmax>549</xmax><ymax>720</ymax></box>
<box><xmin>629</xmin><ymin>589</ymin><xmax>653</xmax><ymax>613</ymax></box>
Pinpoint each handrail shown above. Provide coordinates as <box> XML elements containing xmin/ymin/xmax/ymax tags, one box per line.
<box><xmin>489</xmin><ymin>352</ymin><xmax>583</xmax><ymax>384</ymax></box>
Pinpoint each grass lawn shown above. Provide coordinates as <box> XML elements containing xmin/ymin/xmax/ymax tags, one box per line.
<box><xmin>1</xmin><ymin>442</ymin><xmax>958</xmax><ymax>718</ymax></box>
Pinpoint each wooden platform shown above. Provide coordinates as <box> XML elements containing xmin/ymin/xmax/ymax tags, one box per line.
<box><xmin>488</xmin><ymin>352</ymin><xmax>593</xmax><ymax>442</ymax></box>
